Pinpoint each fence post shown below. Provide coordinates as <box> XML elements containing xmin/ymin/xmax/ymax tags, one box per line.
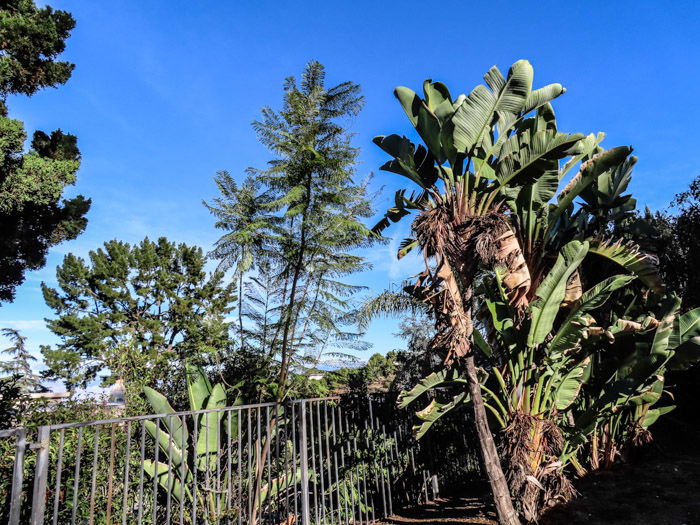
<box><xmin>8</xmin><ymin>428</ymin><xmax>27</xmax><ymax>525</ymax></box>
<box><xmin>299</xmin><ymin>400</ymin><xmax>310</xmax><ymax>525</ymax></box>
<box><xmin>30</xmin><ymin>426</ymin><xmax>50</xmax><ymax>525</ymax></box>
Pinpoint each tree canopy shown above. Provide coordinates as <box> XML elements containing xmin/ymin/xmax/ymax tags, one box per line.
<box><xmin>0</xmin><ymin>0</ymin><xmax>89</xmax><ymax>303</ymax></box>
<box><xmin>0</xmin><ymin>0</ymin><xmax>75</xmax><ymax>100</ymax></box>
<box><xmin>40</xmin><ymin>237</ymin><xmax>236</xmax><ymax>394</ymax></box>
<box><xmin>205</xmin><ymin>60</ymin><xmax>376</xmax><ymax>399</ymax></box>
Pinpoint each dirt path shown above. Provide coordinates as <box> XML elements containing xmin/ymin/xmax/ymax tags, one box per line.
<box><xmin>377</xmin><ymin>496</ymin><xmax>497</xmax><ymax>524</ymax></box>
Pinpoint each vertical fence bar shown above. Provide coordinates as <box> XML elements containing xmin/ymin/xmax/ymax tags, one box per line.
<box><xmin>192</xmin><ymin>414</ymin><xmax>199</xmax><ymax>525</ymax></box>
<box><xmin>30</xmin><ymin>426</ymin><xmax>51</xmax><ymax>525</ymax></box>
<box><xmin>88</xmin><ymin>426</ymin><xmax>100</xmax><ymax>525</ymax></box>
<box><xmin>226</xmin><ymin>409</ymin><xmax>232</xmax><ymax>525</ymax></box>
<box><xmin>165</xmin><ymin>416</ymin><xmax>174</xmax><ymax>525</ymax></box>
<box><xmin>72</xmin><ymin>427</ymin><xmax>85</xmax><ymax>525</ymax></box>
<box><xmin>51</xmin><ymin>429</ymin><xmax>65</xmax><ymax>525</ymax></box>
<box><xmin>237</xmin><ymin>411</ymin><xmax>242</xmax><ymax>525</ymax></box>
<box><xmin>152</xmin><ymin>420</ymin><xmax>160</xmax><ymax>524</ymax></box>
<box><xmin>180</xmin><ymin>415</ymin><xmax>186</xmax><ymax>525</ymax></box>
<box><xmin>137</xmin><ymin>421</ymin><xmax>145</xmax><ymax>525</ymax></box>
<box><xmin>8</xmin><ymin>428</ymin><xmax>27</xmax><ymax>525</ymax></box>
<box><xmin>308</xmin><ymin>402</ymin><xmax>318</xmax><ymax>523</ymax></box>
<box><xmin>122</xmin><ymin>421</ymin><xmax>132</xmax><ymax>525</ymax></box>
<box><xmin>106</xmin><ymin>423</ymin><xmax>117</xmax><ymax>525</ymax></box>
<box><xmin>291</xmin><ymin>403</ymin><xmax>298</xmax><ymax>520</ymax></box>
<box><xmin>299</xmin><ymin>400</ymin><xmax>311</xmax><ymax>525</ymax></box>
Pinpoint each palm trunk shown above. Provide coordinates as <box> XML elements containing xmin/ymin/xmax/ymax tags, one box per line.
<box><xmin>439</xmin><ymin>257</ymin><xmax>520</xmax><ymax>524</ymax></box>
<box><xmin>465</xmin><ymin>354</ymin><xmax>521</xmax><ymax>525</ymax></box>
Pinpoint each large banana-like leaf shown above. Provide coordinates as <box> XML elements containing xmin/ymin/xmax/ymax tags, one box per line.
<box><xmin>373</xmin><ymin>135</ymin><xmax>439</xmax><ymax>189</ymax></box>
<box><xmin>196</xmin><ymin>383</ymin><xmax>227</xmax><ymax>468</ymax></box>
<box><xmin>422</xmin><ymin>80</ymin><xmax>454</xmax><ymax>122</ymax></box>
<box><xmin>472</xmin><ymin>328</ymin><xmax>494</xmax><ymax>357</ymax></box>
<box><xmin>668</xmin><ymin>307</ymin><xmax>700</xmax><ymax>370</ymax></box>
<box><xmin>186</xmin><ymin>363</ymin><xmax>213</xmax><ymax>412</ymax></box>
<box><xmin>558</xmin><ymin>133</ymin><xmax>604</xmax><ymax>179</ymax></box>
<box><xmin>640</xmin><ymin>405</ymin><xmax>675</xmax><ymax>428</ymax></box>
<box><xmin>523</xmin><ymin>84</ymin><xmax>566</xmax><ymax>116</ymax></box>
<box><xmin>495</xmin><ymin>129</ymin><xmax>583</xmax><ymax>189</ymax></box>
<box><xmin>617</xmin><ymin>296</ymin><xmax>680</xmax><ymax>381</ymax></box>
<box><xmin>394</xmin><ymin>86</ymin><xmax>445</xmax><ymax>162</ymax></box>
<box><xmin>225</xmin><ymin>394</ymin><xmax>244</xmax><ymax>441</ymax></box>
<box><xmin>397</xmin><ymin>368</ymin><xmax>467</xmax><ymax>408</ymax></box>
<box><xmin>413</xmin><ymin>392</ymin><xmax>468</xmax><ymax>439</ymax></box>
<box><xmin>669</xmin><ymin>307</ymin><xmax>700</xmax><ymax>349</ymax></box>
<box><xmin>552</xmin><ymin>358</ymin><xmax>589</xmax><ymax>410</ymax></box>
<box><xmin>551</xmin><ymin>145</ymin><xmax>633</xmax><ymax>223</ymax></box>
<box><xmin>503</xmin><ymin>169</ymin><xmax>559</xmax><ymax>208</ymax></box>
<box><xmin>628</xmin><ymin>377</ymin><xmax>664</xmax><ymax>406</ymax></box>
<box><xmin>143</xmin><ymin>386</ymin><xmax>189</xmax><ymax>450</ymax></box>
<box><xmin>144</xmin><ymin>420</ymin><xmax>186</xmax><ymax>467</ymax></box>
<box><xmin>577</xmin><ymin>299</ymin><xmax>680</xmax><ymax>436</ymax></box>
<box><xmin>547</xmin><ymin>274</ymin><xmax>635</xmax><ymax>359</ymax></box>
<box><xmin>587</xmin><ymin>238</ymin><xmax>663</xmax><ymax>294</ymax></box>
<box><xmin>580</xmin><ymin>155</ymin><xmax>637</xmax><ymax>211</ymax></box>
<box><xmin>372</xmin><ymin>188</ymin><xmax>430</xmax><ymax>236</ymax></box>
<box><xmin>528</xmin><ymin>240</ymin><xmax>589</xmax><ymax>346</ymax></box>
<box><xmin>142</xmin><ymin>460</ymin><xmax>190</xmax><ymax>503</ymax></box>
<box><xmin>452</xmin><ymin>60</ymin><xmax>534</xmax><ymax>155</ymax></box>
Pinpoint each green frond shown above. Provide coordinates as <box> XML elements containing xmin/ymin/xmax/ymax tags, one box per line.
<box><xmin>357</xmin><ymin>290</ymin><xmax>427</xmax><ymax>330</ymax></box>
<box><xmin>587</xmin><ymin>238</ymin><xmax>663</xmax><ymax>294</ymax></box>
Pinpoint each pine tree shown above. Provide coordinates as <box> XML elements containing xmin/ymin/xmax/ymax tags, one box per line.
<box><xmin>0</xmin><ymin>0</ymin><xmax>90</xmax><ymax>303</ymax></box>
<box><xmin>40</xmin><ymin>237</ymin><xmax>236</xmax><ymax>398</ymax></box>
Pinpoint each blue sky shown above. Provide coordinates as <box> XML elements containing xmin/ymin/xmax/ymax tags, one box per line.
<box><xmin>2</xmin><ymin>0</ymin><xmax>700</xmax><ymax>387</ymax></box>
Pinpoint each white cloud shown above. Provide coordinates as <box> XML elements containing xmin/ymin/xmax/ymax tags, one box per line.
<box><xmin>0</xmin><ymin>319</ymin><xmax>46</xmax><ymax>331</ymax></box>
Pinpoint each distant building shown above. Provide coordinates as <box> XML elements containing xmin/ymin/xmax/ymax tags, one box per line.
<box><xmin>107</xmin><ymin>379</ymin><xmax>126</xmax><ymax>405</ymax></box>
<box><xmin>103</xmin><ymin>379</ymin><xmax>127</xmax><ymax>415</ymax></box>
<box><xmin>26</xmin><ymin>392</ymin><xmax>70</xmax><ymax>405</ymax></box>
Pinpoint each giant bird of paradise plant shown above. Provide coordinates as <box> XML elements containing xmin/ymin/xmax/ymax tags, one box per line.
<box><xmin>370</xmin><ymin>59</ymin><xmax>700</xmax><ymax>523</ymax></box>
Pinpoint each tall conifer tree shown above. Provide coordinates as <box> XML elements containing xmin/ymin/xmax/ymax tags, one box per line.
<box><xmin>206</xmin><ymin>61</ymin><xmax>374</xmax><ymax>398</ymax></box>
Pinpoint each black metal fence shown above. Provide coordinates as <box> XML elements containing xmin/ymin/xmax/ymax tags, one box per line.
<box><xmin>0</xmin><ymin>395</ymin><xmax>481</xmax><ymax>524</ymax></box>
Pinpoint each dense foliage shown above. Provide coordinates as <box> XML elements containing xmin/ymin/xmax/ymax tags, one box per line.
<box><xmin>0</xmin><ymin>0</ymin><xmax>75</xmax><ymax>99</ymax></box>
<box><xmin>370</xmin><ymin>60</ymin><xmax>700</xmax><ymax>523</ymax></box>
<box><xmin>2</xmin><ymin>17</ymin><xmax>700</xmax><ymax>521</ymax></box>
<box><xmin>40</xmin><ymin>237</ymin><xmax>236</xmax><ymax>398</ymax></box>
<box><xmin>0</xmin><ymin>0</ymin><xmax>89</xmax><ymax>303</ymax></box>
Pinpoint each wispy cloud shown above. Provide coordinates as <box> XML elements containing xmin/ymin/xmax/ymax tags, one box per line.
<box><xmin>0</xmin><ymin>319</ymin><xmax>46</xmax><ymax>331</ymax></box>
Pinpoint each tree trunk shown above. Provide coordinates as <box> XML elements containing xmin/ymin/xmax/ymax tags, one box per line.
<box><xmin>465</xmin><ymin>354</ymin><xmax>521</xmax><ymax>525</ymax></box>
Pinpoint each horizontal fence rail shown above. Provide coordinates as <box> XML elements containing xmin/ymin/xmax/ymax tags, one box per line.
<box><xmin>0</xmin><ymin>394</ymin><xmax>481</xmax><ymax>524</ymax></box>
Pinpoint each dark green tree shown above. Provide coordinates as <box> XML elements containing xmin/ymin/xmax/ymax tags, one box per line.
<box><xmin>206</xmin><ymin>61</ymin><xmax>375</xmax><ymax>399</ymax></box>
<box><xmin>0</xmin><ymin>0</ymin><xmax>75</xmax><ymax>99</ymax></box>
<box><xmin>0</xmin><ymin>0</ymin><xmax>89</xmax><ymax>303</ymax></box>
<box><xmin>642</xmin><ymin>176</ymin><xmax>700</xmax><ymax>309</ymax></box>
<box><xmin>40</xmin><ymin>237</ymin><xmax>236</xmax><ymax>397</ymax></box>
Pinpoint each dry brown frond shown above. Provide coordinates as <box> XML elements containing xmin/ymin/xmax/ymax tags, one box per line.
<box><xmin>497</xmin><ymin>229</ymin><xmax>531</xmax><ymax>309</ymax></box>
<box><xmin>561</xmin><ymin>270</ymin><xmax>582</xmax><ymax>307</ymax></box>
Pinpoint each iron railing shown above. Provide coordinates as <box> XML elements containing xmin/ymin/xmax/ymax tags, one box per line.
<box><xmin>0</xmin><ymin>395</ymin><xmax>480</xmax><ymax>524</ymax></box>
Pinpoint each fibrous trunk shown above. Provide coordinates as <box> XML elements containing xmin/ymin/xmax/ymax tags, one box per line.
<box><xmin>503</xmin><ymin>412</ymin><xmax>575</xmax><ymax>522</ymax></box>
<box><xmin>496</xmin><ymin>228</ymin><xmax>531</xmax><ymax>309</ymax></box>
